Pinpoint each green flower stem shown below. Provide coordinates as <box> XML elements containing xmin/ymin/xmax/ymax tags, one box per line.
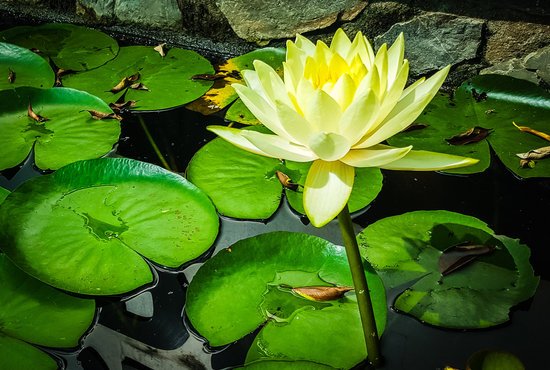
<box><xmin>137</xmin><ymin>115</ymin><xmax>172</xmax><ymax>171</ymax></box>
<box><xmin>337</xmin><ymin>204</ymin><xmax>382</xmax><ymax>368</ymax></box>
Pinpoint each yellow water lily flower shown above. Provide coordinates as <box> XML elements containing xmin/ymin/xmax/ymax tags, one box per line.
<box><xmin>208</xmin><ymin>29</ymin><xmax>478</xmax><ymax>227</ymax></box>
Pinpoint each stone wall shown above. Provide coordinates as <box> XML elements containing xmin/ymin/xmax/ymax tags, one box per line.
<box><xmin>0</xmin><ymin>0</ymin><xmax>549</xmax><ymax>88</ymax></box>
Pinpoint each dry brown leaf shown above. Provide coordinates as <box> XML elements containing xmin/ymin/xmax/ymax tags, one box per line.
<box><xmin>439</xmin><ymin>242</ymin><xmax>495</xmax><ymax>276</ymax></box>
<box><xmin>8</xmin><ymin>68</ymin><xmax>15</xmax><ymax>84</ymax></box>
<box><xmin>403</xmin><ymin>123</ymin><xmax>428</xmax><ymax>132</ymax></box>
<box><xmin>513</xmin><ymin>121</ymin><xmax>550</xmax><ymax>142</ymax></box>
<box><xmin>446</xmin><ymin>126</ymin><xmax>492</xmax><ymax>145</ymax></box>
<box><xmin>516</xmin><ymin>146</ymin><xmax>550</xmax><ymax>160</ymax></box>
<box><xmin>154</xmin><ymin>43</ymin><xmax>167</xmax><ymax>57</ymax></box>
<box><xmin>276</xmin><ymin>170</ymin><xmax>298</xmax><ymax>191</ymax></box>
<box><xmin>292</xmin><ymin>286</ymin><xmax>353</xmax><ymax>301</ymax></box>
<box><xmin>84</xmin><ymin>110</ymin><xmax>123</xmax><ymax>121</ymax></box>
<box><xmin>110</xmin><ymin>72</ymin><xmax>140</xmax><ymax>93</ymax></box>
<box><xmin>27</xmin><ymin>101</ymin><xmax>48</xmax><ymax>122</ymax></box>
<box><xmin>130</xmin><ymin>82</ymin><xmax>149</xmax><ymax>91</ymax></box>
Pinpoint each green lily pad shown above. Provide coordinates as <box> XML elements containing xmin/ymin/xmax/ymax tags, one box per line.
<box><xmin>283</xmin><ymin>161</ymin><xmax>383</xmax><ymax>216</ymax></box>
<box><xmin>0</xmin><ymin>86</ymin><xmax>121</xmax><ymax>171</ymax></box>
<box><xmin>0</xmin><ymin>42</ymin><xmax>55</xmax><ymax>90</ymax></box>
<box><xmin>0</xmin><ymin>23</ymin><xmax>118</xmax><ymax>71</ymax></box>
<box><xmin>388</xmin><ymin>75</ymin><xmax>550</xmax><ymax>177</ymax></box>
<box><xmin>0</xmin><ymin>158</ymin><xmax>219</xmax><ymax>295</ymax></box>
<box><xmin>0</xmin><ymin>187</ymin><xmax>8</xmax><ymax>203</ymax></box>
<box><xmin>62</xmin><ymin>46</ymin><xmax>214</xmax><ymax>111</ymax></box>
<box><xmin>186</xmin><ymin>136</ymin><xmax>283</xmax><ymax>220</ymax></box>
<box><xmin>358</xmin><ymin>210</ymin><xmax>539</xmax><ymax>328</ymax></box>
<box><xmin>186</xmin><ymin>232</ymin><xmax>386</xmax><ymax>369</ymax></box>
<box><xmin>0</xmin><ymin>253</ymin><xmax>95</xmax><ymax>369</ymax></box>
<box><xmin>186</xmin><ymin>47</ymin><xmax>285</xmax><ymax>120</ymax></box>
<box><xmin>225</xmin><ymin>97</ymin><xmax>259</xmax><ymax>125</ymax></box>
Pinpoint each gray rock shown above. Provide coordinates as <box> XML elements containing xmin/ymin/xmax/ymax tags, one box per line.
<box><xmin>480</xmin><ymin>59</ymin><xmax>540</xmax><ymax>85</ymax></box>
<box><xmin>481</xmin><ymin>45</ymin><xmax>550</xmax><ymax>86</ymax></box>
<box><xmin>375</xmin><ymin>12</ymin><xmax>484</xmax><ymax>76</ymax></box>
<box><xmin>524</xmin><ymin>45</ymin><xmax>550</xmax><ymax>85</ymax></box>
<box><xmin>114</xmin><ymin>0</ymin><xmax>182</xmax><ymax>29</ymax></box>
<box><xmin>215</xmin><ymin>0</ymin><xmax>368</xmax><ymax>42</ymax></box>
<box><xmin>77</xmin><ymin>0</ymin><xmax>182</xmax><ymax>28</ymax></box>
<box><xmin>76</xmin><ymin>0</ymin><xmax>116</xmax><ymax>21</ymax></box>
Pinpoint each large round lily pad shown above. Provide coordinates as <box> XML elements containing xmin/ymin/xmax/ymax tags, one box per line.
<box><xmin>0</xmin><ymin>86</ymin><xmax>121</xmax><ymax>171</ymax></box>
<box><xmin>186</xmin><ymin>232</ymin><xmax>386</xmax><ymax>369</ymax></box>
<box><xmin>63</xmin><ymin>46</ymin><xmax>214</xmax><ymax>111</ymax></box>
<box><xmin>358</xmin><ymin>210</ymin><xmax>539</xmax><ymax>328</ymax></box>
<box><xmin>0</xmin><ymin>23</ymin><xmax>119</xmax><ymax>71</ymax></box>
<box><xmin>0</xmin><ymin>42</ymin><xmax>54</xmax><ymax>90</ymax></box>
<box><xmin>0</xmin><ymin>253</ymin><xmax>95</xmax><ymax>369</ymax></box>
<box><xmin>0</xmin><ymin>158</ymin><xmax>219</xmax><ymax>295</ymax></box>
<box><xmin>388</xmin><ymin>75</ymin><xmax>550</xmax><ymax>178</ymax></box>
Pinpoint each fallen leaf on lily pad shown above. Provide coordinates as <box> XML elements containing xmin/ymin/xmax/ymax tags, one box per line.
<box><xmin>446</xmin><ymin>126</ymin><xmax>493</xmax><ymax>145</ymax></box>
<box><xmin>516</xmin><ymin>146</ymin><xmax>550</xmax><ymax>160</ymax></box>
<box><xmin>186</xmin><ymin>47</ymin><xmax>285</xmax><ymax>117</ymax></box>
<box><xmin>154</xmin><ymin>43</ymin><xmax>166</xmax><ymax>57</ymax></box>
<box><xmin>291</xmin><ymin>285</ymin><xmax>353</xmax><ymax>301</ymax></box>
<box><xmin>358</xmin><ymin>210</ymin><xmax>539</xmax><ymax>329</ymax></box>
<box><xmin>0</xmin><ymin>23</ymin><xmax>119</xmax><ymax>71</ymax></box>
<box><xmin>388</xmin><ymin>75</ymin><xmax>550</xmax><ymax>177</ymax></box>
<box><xmin>0</xmin><ymin>87</ymin><xmax>121</xmax><ymax>171</ymax></box>
<box><xmin>439</xmin><ymin>242</ymin><xmax>495</xmax><ymax>276</ymax></box>
<box><xmin>63</xmin><ymin>46</ymin><xmax>214</xmax><ymax>111</ymax></box>
<box><xmin>0</xmin><ymin>42</ymin><xmax>55</xmax><ymax>90</ymax></box>
<box><xmin>513</xmin><ymin>121</ymin><xmax>550</xmax><ymax>142</ymax></box>
<box><xmin>185</xmin><ymin>232</ymin><xmax>386</xmax><ymax>368</ymax></box>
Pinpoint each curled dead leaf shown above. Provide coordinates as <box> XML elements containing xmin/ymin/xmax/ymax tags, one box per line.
<box><xmin>519</xmin><ymin>159</ymin><xmax>536</xmax><ymax>168</ymax></box>
<box><xmin>276</xmin><ymin>170</ymin><xmax>298</xmax><ymax>191</ymax></box>
<box><xmin>513</xmin><ymin>121</ymin><xmax>550</xmax><ymax>142</ymax></box>
<box><xmin>154</xmin><ymin>43</ymin><xmax>167</xmax><ymax>57</ymax></box>
<box><xmin>8</xmin><ymin>68</ymin><xmax>15</xmax><ymax>84</ymax></box>
<box><xmin>130</xmin><ymin>82</ymin><xmax>149</xmax><ymax>91</ymax></box>
<box><xmin>439</xmin><ymin>242</ymin><xmax>495</xmax><ymax>276</ymax></box>
<box><xmin>446</xmin><ymin>126</ymin><xmax>492</xmax><ymax>145</ymax></box>
<box><xmin>403</xmin><ymin>123</ymin><xmax>428</xmax><ymax>132</ymax></box>
<box><xmin>84</xmin><ymin>110</ymin><xmax>123</xmax><ymax>121</ymax></box>
<box><xmin>110</xmin><ymin>72</ymin><xmax>140</xmax><ymax>93</ymax></box>
<box><xmin>516</xmin><ymin>146</ymin><xmax>550</xmax><ymax>161</ymax></box>
<box><xmin>191</xmin><ymin>70</ymin><xmax>240</xmax><ymax>81</ymax></box>
<box><xmin>292</xmin><ymin>286</ymin><xmax>353</xmax><ymax>301</ymax></box>
<box><xmin>109</xmin><ymin>100</ymin><xmax>136</xmax><ymax>112</ymax></box>
<box><xmin>54</xmin><ymin>68</ymin><xmax>74</xmax><ymax>87</ymax></box>
<box><xmin>27</xmin><ymin>101</ymin><xmax>48</xmax><ymax>122</ymax></box>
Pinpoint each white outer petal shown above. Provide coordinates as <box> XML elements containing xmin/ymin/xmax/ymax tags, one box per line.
<box><xmin>303</xmin><ymin>160</ymin><xmax>354</xmax><ymax>227</ymax></box>
<box><xmin>354</xmin><ymin>65</ymin><xmax>450</xmax><ymax>148</ymax></box>
<box><xmin>206</xmin><ymin>126</ymin><xmax>273</xmax><ymax>157</ymax></box>
<box><xmin>379</xmin><ymin>149</ymin><xmax>479</xmax><ymax>171</ymax></box>
<box><xmin>241</xmin><ymin>130</ymin><xmax>317</xmax><ymax>162</ymax></box>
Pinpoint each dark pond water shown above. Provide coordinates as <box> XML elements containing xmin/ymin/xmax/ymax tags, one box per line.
<box><xmin>2</xmin><ymin>82</ymin><xmax>550</xmax><ymax>370</ymax></box>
